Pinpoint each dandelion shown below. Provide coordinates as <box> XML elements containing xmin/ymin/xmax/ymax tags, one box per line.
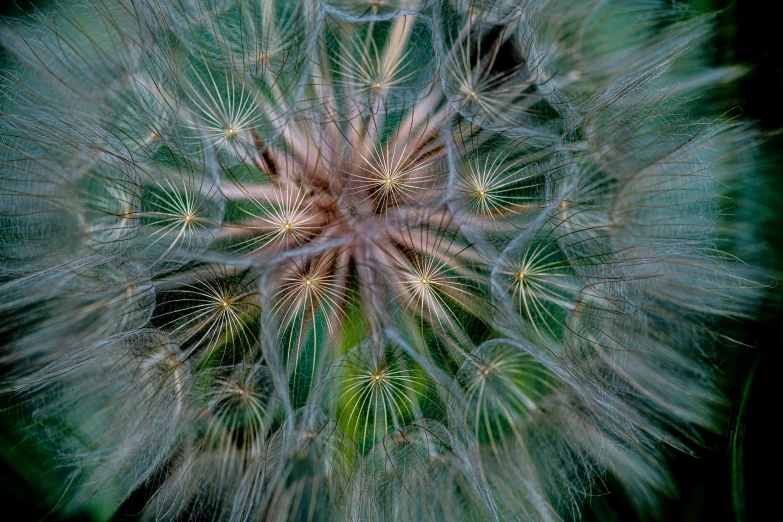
<box><xmin>0</xmin><ymin>0</ymin><xmax>766</xmax><ymax>521</ymax></box>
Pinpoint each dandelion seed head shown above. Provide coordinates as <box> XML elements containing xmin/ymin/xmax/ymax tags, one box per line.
<box><xmin>0</xmin><ymin>0</ymin><xmax>767</xmax><ymax>520</ymax></box>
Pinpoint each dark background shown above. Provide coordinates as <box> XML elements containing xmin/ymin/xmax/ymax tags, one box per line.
<box><xmin>0</xmin><ymin>0</ymin><xmax>780</xmax><ymax>520</ymax></box>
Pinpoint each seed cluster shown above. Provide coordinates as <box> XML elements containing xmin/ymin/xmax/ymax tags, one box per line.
<box><xmin>0</xmin><ymin>1</ymin><xmax>762</xmax><ymax>520</ymax></box>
